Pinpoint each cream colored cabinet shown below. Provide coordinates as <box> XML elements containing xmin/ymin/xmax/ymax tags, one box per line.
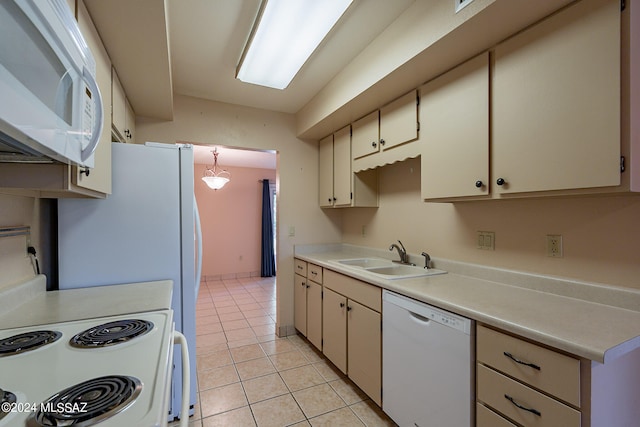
<box><xmin>421</xmin><ymin>53</ymin><xmax>489</xmax><ymax>200</ymax></box>
<box><xmin>318</xmin><ymin>126</ymin><xmax>378</xmax><ymax>208</ymax></box>
<box><xmin>112</xmin><ymin>70</ymin><xmax>135</xmax><ymax>144</ymax></box>
<box><xmin>293</xmin><ymin>259</ymin><xmax>322</xmax><ymax>350</ymax></box>
<box><xmin>0</xmin><ymin>0</ymin><xmax>111</xmax><ymax>198</ymax></box>
<box><xmin>492</xmin><ymin>0</ymin><xmax>620</xmax><ymax>196</ymax></box>
<box><xmin>352</xmin><ymin>91</ymin><xmax>420</xmax><ymax>172</ymax></box>
<box><xmin>322</xmin><ymin>269</ymin><xmax>381</xmax><ymax>405</ymax></box>
<box><xmin>477</xmin><ymin>325</ymin><xmax>581</xmax><ymax>427</ymax></box>
<box><xmin>351</xmin><ymin>111</ymin><xmax>379</xmax><ymax>159</ymax></box>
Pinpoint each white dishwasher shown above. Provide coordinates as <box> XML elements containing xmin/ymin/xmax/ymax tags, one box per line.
<box><xmin>382</xmin><ymin>290</ymin><xmax>474</xmax><ymax>427</ymax></box>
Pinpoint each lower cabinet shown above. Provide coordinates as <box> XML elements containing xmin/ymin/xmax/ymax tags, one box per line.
<box><xmin>322</xmin><ymin>269</ymin><xmax>382</xmax><ymax>406</ymax></box>
<box><xmin>293</xmin><ymin>259</ymin><xmax>322</xmax><ymax>351</ymax></box>
<box><xmin>476</xmin><ymin>325</ymin><xmax>581</xmax><ymax>427</ymax></box>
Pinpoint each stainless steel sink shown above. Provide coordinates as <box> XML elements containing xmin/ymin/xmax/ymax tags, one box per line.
<box><xmin>365</xmin><ymin>265</ymin><xmax>446</xmax><ymax>280</ymax></box>
<box><xmin>336</xmin><ymin>258</ymin><xmax>393</xmax><ymax>268</ymax></box>
<box><xmin>332</xmin><ymin>258</ymin><xmax>446</xmax><ymax>280</ymax></box>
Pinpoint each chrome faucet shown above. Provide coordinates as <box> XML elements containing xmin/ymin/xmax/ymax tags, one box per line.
<box><xmin>389</xmin><ymin>240</ymin><xmax>410</xmax><ymax>264</ymax></box>
<box><xmin>421</xmin><ymin>251</ymin><xmax>431</xmax><ymax>269</ymax></box>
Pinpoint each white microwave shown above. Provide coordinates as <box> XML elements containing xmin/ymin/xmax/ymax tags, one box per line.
<box><xmin>0</xmin><ymin>0</ymin><xmax>103</xmax><ymax>168</ymax></box>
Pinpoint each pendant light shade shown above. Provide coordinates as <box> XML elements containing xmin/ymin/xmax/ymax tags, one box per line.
<box><xmin>202</xmin><ymin>148</ymin><xmax>230</xmax><ymax>190</ymax></box>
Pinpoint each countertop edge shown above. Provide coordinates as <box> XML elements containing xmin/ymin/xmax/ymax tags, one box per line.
<box><xmin>294</xmin><ymin>246</ymin><xmax>640</xmax><ymax>364</ymax></box>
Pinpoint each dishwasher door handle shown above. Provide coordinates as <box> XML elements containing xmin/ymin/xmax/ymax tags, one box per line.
<box><xmin>409</xmin><ymin>311</ymin><xmax>431</xmax><ymax>324</ymax></box>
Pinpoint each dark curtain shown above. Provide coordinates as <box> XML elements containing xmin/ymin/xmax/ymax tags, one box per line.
<box><xmin>260</xmin><ymin>179</ymin><xmax>276</xmax><ymax>277</ymax></box>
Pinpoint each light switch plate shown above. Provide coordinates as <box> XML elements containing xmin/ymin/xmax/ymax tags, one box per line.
<box><xmin>477</xmin><ymin>231</ymin><xmax>495</xmax><ymax>250</ymax></box>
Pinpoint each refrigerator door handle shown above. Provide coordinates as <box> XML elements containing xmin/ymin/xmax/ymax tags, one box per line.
<box><xmin>194</xmin><ymin>196</ymin><xmax>203</xmax><ymax>300</ymax></box>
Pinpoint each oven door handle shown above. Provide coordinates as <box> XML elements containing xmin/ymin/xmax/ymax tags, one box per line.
<box><xmin>172</xmin><ymin>331</ymin><xmax>190</xmax><ymax>427</ymax></box>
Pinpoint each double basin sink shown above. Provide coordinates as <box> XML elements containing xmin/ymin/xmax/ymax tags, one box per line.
<box><xmin>332</xmin><ymin>257</ymin><xmax>446</xmax><ymax>280</ymax></box>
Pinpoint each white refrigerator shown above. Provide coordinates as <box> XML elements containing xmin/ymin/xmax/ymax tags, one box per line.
<box><xmin>57</xmin><ymin>142</ymin><xmax>202</xmax><ymax>422</ymax></box>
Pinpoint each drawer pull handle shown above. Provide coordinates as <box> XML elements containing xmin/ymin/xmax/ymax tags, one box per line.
<box><xmin>503</xmin><ymin>352</ymin><xmax>541</xmax><ymax>370</ymax></box>
<box><xmin>311</xmin><ymin>271</ymin><xmax>317</xmax><ymax>275</ymax></box>
<box><xmin>504</xmin><ymin>394</ymin><xmax>541</xmax><ymax>417</ymax></box>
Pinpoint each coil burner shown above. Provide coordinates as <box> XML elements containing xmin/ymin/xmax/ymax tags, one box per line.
<box><xmin>0</xmin><ymin>388</ymin><xmax>17</xmax><ymax>421</ymax></box>
<box><xmin>0</xmin><ymin>330</ymin><xmax>62</xmax><ymax>356</ymax></box>
<box><xmin>69</xmin><ymin>319</ymin><xmax>153</xmax><ymax>348</ymax></box>
<box><xmin>33</xmin><ymin>375</ymin><xmax>142</xmax><ymax>426</ymax></box>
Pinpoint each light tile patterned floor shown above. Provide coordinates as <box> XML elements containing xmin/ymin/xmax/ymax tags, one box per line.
<box><xmin>170</xmin><ymin>276</ymin><xmax>396</xmax><ymax>427</ymax></box>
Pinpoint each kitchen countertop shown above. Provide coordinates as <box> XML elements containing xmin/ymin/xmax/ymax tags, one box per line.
<box><xmin>295</xmin><ymin>244</ymin><xmax>640</xmax><ymax>364</ymax></box>
<box><xmin>0</xmin><ymin>274</ymin><xmax>173</xmax><ymax>329</ymax></box>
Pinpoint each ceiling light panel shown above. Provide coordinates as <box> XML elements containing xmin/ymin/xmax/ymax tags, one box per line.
<box><xmin>237</xmin><ymin>0</ymin><xmax>353</xmax><ymax>90</ymax></box>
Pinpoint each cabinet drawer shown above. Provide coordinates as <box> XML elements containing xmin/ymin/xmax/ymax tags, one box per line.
<box><xmin>324</xmin><ymin>270</ymin><xmax>381</xmax><ymax>312</ymax></box>
<box><xmin>477</xmin><ymin>325</ymin><xmax>580</xmax><ymax>406</ymax></box>
<box><xmin>477</xmin><ymin>364</ymin><xmax>581</xmax><ymax>427</ymax></box>
<box><xmin>308</xmin><ymin>264</ymin><xmax>323</xmax><ymax>284</ymax></box>
<box><xmin>477</xmin><ymin>403</ymin><xmax>518</xmax><ymax>427</ymax></box>
<box><xmin>294</xmin><ymin>259</ymin><xmax>307</xmax><ymax>276</ymax></box>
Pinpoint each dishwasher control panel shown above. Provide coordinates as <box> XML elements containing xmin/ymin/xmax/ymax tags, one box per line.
<box><xmin>383</xmin><ymin>290</ymin><xmax>472</xmax><ymax>335</ymax></box>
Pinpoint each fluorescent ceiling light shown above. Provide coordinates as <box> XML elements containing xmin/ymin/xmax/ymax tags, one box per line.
<box><xmin>237</xmin><ymin>0</ymin><xmax>353</xmax><ymax>90</ymax></box>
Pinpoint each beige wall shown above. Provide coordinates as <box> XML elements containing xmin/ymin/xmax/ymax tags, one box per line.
<box><xmin>0</xmin><ymin>194</ymin><xmax>40</xmax><ymax>288</ymax></box>
<box><xmin>136</xmin><ymin>94</ymin><xmax>342</xmax><ymax>333</ymax></box>
<box><xmin>342</xmin><ymin>157</ymin><xmax>640</xmax><ymax>290</ymax></box>
<box><xmin>195</xmin><ymin>163</ymin><xmax>276</xmax><ymax>279</ymax></box>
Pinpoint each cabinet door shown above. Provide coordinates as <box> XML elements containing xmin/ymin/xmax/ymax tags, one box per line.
<box><xmin>379</xmin><ymin>90</ymin><xmax>418</xmax><ymax>151</ymax></box>
<box><xmin>322</xmin><ymin>288</ymin><xmax>347</xmax><ymax>374</ymax></box>
<box><xmin>74</xmin><ymin>0</ymin><xmax>111</xmax><ymax>194</ymax></box>
<box><xmin>347</xmin><ymin>299</ymin><xmax>381</xmax><ymax>405</ymax></box>
<box><xmin>333</xmin><ymin>125</ymin><xmax>352</xmax><ymax>207</ymax></box>
<box><xmin>421</xmin><ymin>54</ymin><xmax>489</xmax><ymax>199</ymax></box>
<box><xmin>294</xmin><ymin>274</ymin><xmax>307</xmax><ymax>336</ymax></box>
<box><xmin>112</xmin><ymin>69</ymin><xmax>126</xmax><ymax>141</ymax></box>
<box><xmin>318</xmin><ymin>134</ymin><xmax>334</xmax><ymax>207</ymax></box>
<box><xmin>352</xmin><ymin>111</ymin><xmax>379</xmax><ymax>159</ymax></box>
<box><xmin>125</xmin><ymin>98</ymin><xmax>135</xmax><ymax>143</ymax></box>
<box><xmin>493</xmin><ymin>0</ymin><xmax>620</xmax><ymax>194</ymax></box>
<box><xmin>307</xmin><ymin>281</ymin><xmax>323</xmax><ymax>351</ymax></box>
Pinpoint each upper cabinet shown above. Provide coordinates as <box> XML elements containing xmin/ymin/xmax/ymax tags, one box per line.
<box><xmin>319</xmin><ymin>126</ymin><xmax>378</xmax><ymax>208</ymax></box>
<box><xmin>492</xmin><ymin>0</ymin><xmax>621</xmax><ymax>196</ymax></box>
<box><xmin>112</xmin><ymin>70</ymin><xmax>136</xmax><ymax>144</ymax></box>
<box><xmin>353</xmin><ymin>91</ymin><xmax>420</xmax><ymax>172</ymax></box>
<box><xmin>421</xmin><ymin>53</ymin><xmax>489</xmax><ymax>200</ymax></box>
<box><xmin>421</xmin><ymin>0</ymin><xmax>637</xmax><ymax>201</ymax></box>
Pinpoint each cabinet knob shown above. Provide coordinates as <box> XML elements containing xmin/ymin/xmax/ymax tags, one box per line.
<box><xmin>301</xmin><ymin>282</ymin><xmax>306</xmax><ymax>287</ymax></box>
<box><xmin>328</xmin><ymin>198</ymin><xmax>332</xmax><ymax>202</ymax></box>
<box><xmin>371</xmin><ymin>141</ymin><xmax>377</xmax><ymax>148</ymax></box>
<box><xmin>306</xmin><ymin>285</ymin><xmax>310</xmax><ymax>288</ymax></box>
<box><xmin>333</xmin><ymin>197</ymin><xmax>337</xmax><ymax>201</ymax></box>
<box><xmin>339</xmin><ymin>302</ymin><xmax>345</xmax><ymax>308</ymax></box>
<box><xmin>346</xmin><ymin>306</ymin><xmax>352</xmax><ymax>311</ymax></box>
<box><xmin>80</xmin><ymin>167</ymin><xmax>90</xmax><ymax>177</ymax></box>
<box><xmin>379</xmin><ymin>139</ymin><xmax>386</xmax><ymax>146</ymax></box>
<box><xmin>496</xmin><ymin>178</ymin><xmax>506</xmax><ymax>186</ymax></box>
<box><xmin>475</xmin><ymin>180</ymin><xmax>483</xmax><ymax>188</ymax></box>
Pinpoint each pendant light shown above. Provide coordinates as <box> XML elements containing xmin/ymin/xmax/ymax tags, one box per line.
<box><xmin>202</xmin><ymin>148</ymin><xmax>230</xmax><ymax>190</ymax></box>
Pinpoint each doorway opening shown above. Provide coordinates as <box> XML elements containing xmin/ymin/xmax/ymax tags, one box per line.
<box><xmin>191</xmin><ymin>144</ymin><xmax>278</xmax><ymax>281</ymax></box>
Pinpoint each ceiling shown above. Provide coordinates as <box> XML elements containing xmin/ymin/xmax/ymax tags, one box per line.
<box><xmin>168</xmin><ymin>0</ymin><xmax>415</xmax><ymax>115</ymax></box>
<box><xmin>84</xmin><ymin>0</ymin><xmax>415</xmax><ymax>168</ymax></box>
<box><xmin>192</xmin><ymin>145</ymin><xmax>276</xmax><ymax>169</ymax></box>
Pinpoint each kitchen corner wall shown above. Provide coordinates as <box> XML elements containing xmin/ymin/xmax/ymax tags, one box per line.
<box><xmin>0</xmin><ymin>194</ymin><xmax>41</xmax><ymax>288</ymax></box>
<box><xmin>136</xmin><ymin>94</ymin><xmax>342</xmax><ymax>333</ymax></box>
<box><xmin>194</xmin><ymin>163</ymin><xmax>276</xmax><ymax>279</ymax></box>
<box><xmin>342</xmin><ymin>157</ymin><xmax>640</xmax><ymax>290</ymax></box>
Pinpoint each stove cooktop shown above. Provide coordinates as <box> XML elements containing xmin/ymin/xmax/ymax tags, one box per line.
<box><xmin>0</xmin><ymin>310</ymin><xmax>173</xmax><ymax>427</ymax></box>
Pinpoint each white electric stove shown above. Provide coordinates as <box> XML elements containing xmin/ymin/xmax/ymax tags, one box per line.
<box><xmin>0</xmin><ymin>310</ymin><xmax>175</xmax><ymax>426</ymax></box>
<box><xmin>0</xmin><ymin>275</ymin><xmax>190</xmax><ymax>427</ymax></box>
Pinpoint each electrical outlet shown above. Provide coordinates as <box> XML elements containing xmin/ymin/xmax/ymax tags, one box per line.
<box><xmin>546</xmin><ymin>234</ymin><xmax>563</xmax><ymax>257</ymax></box>
<box><xmin>476</xmin><ymin>231</ymin><xmax>495</xmax><ymax>250</ymax></box>
<box><xmin>288</xmin><ymin>226</ymin><xmax>295</xmax><ymax>237</ymax></box>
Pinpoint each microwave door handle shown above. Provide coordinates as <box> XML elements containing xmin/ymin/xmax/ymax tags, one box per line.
<box><xmin>80</xmin><ymin>66</ymin><xmax>103</xmax><ymax>163</ymax></box>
